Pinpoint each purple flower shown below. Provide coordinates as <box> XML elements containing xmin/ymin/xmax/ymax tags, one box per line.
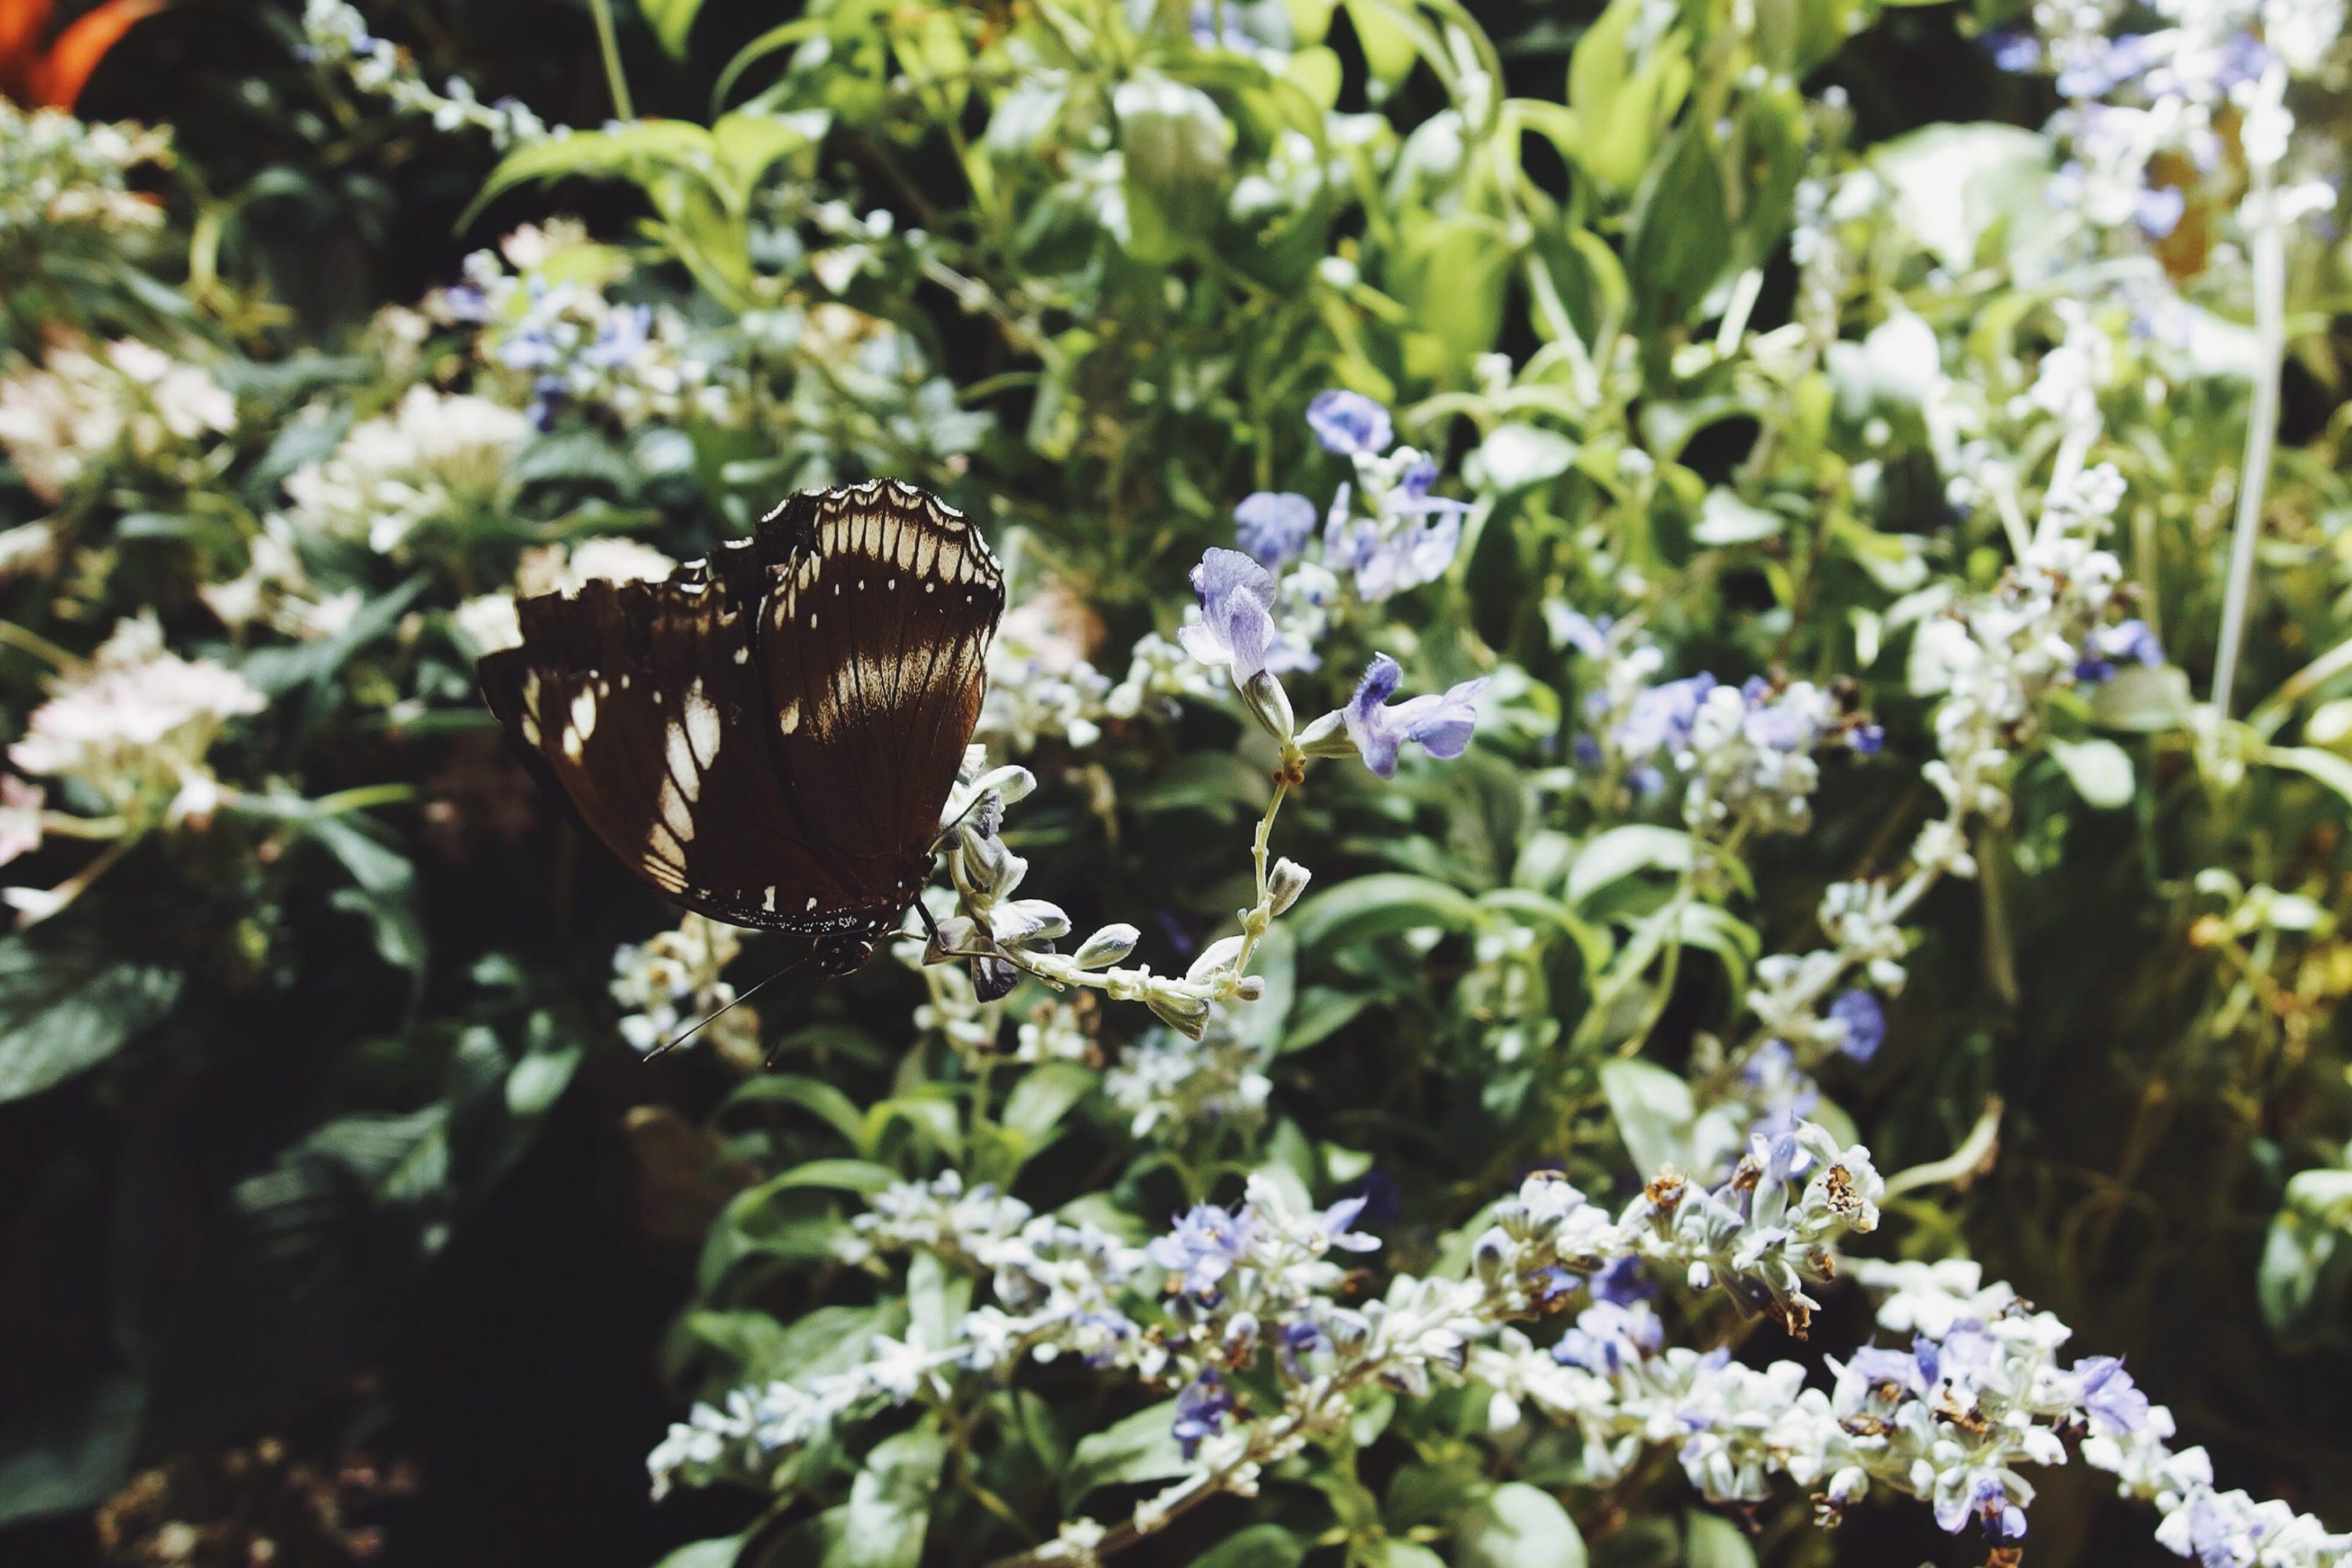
<box><xmin>1342</xmin><ymin>654</ymin><xmax>1487</xmax><ymax>779</ymax></box>
<box><xmin>1149</xmin><ymin>1203</ymin><xmax>1260</xmax><ymax>1300</ymax></box>
<box><xmin>1552</xmin><ymin>1302</ymin><xmax>1662</xmax><ymax>1375</ymax></box>
<box><xmin>1392</xmin><ymin>455</ymin><xmax>1472</xmax><ymax>517</ymax></box>
<box><xmin>1172</xmin><ymin>1370</ymin><xmax>1236</xmax><ymax>1457</ymax></box>
<box><xmin>1588</xmin><ymin>1257</ymin><xmax>1655</xmax><ymax>1306</ymax></box>
<box><xmin>1276</xmin><ymin>1319</ymin><xmax>1329</xmax><ymax>1378</ymax></box>
<box><xmin>2136</xmin><ymin>185</ymin><xmax>2187</xmax><ymax>240</ymax></box>
<box><xmin>2076</xmin><ymin>618</ymin><xmax>2164</xmax><ymax>683</ymax></box>
<box><xmin>1845</xmin><ymin>1344</ymin><xmax>1928</xmax><ymax>1395</ymax></box>
<box><xmin>1982</xmin><ymin>30</ymin><xmax>2040</xmax><ymax>73</ymax></box>
<box><xmin>1233</xmin><ymin>491</ymin><xmax>1318</xmax><ymax>568</ymax></box>
<box><xmin>1615</xmin><ymin>673</ymin><xmax>1716</xmax><ymax>758</ymax></box>
<box><xmin>1552</xmin><ymin>609</ymin><xmax>1610</xmax><ymax>659</ymax></box>
<box><xmin>1325</xmin><ymin>513</ymin><xmax>1461</xmax><ymax>601</ymax></box>
<box><xmin>1828</xmin><ymin>990</ymin><xmax>1886</xmax><ymax>1063</ymax></box>
<box><xmin>1179</xmin><ymin>548</ymin><xmax>1281</xmax><ymax>684</ymax></box>
<box><xmin>584</xmin><ymin>303</ymin><xmax>655</xmax><ymax>368</ymax></box>
<box><xmin>2071</xmin><ymin>1356</ymin><xmax>2151</xmax><ymax>1436</ymax></box>
<box><xmin>1189</xmin><ymin>0</ymin><xmax>1250</xmax><ymax>49</ymax></box>
<box><xmin>1847</xmin><ymin>721</ymin><xmax>1886</xmax><ymax>756</ymax></box>
<box><xmin>1314</xmin><ymin>1194</ymin><xmax>1382</xmax><ymax>1254</ymax></box>
<box><xmin>1306</xmin><ymin>390</ymin><xmax>1393</xmax><ymax>456</ymax></box>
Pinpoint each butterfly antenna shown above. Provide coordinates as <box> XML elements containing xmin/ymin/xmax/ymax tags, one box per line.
<box><xmin>646</xmin><ymin>950</ymin><xmax>812</xmax><ymax>1061</ymax></box>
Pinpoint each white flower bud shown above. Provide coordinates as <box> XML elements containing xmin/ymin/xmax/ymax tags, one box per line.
<box><xmin>1073</xmin><ymin>924</ymin><xmax>1140</xmax><ymax>968</ymax></box>
<box><xmin>1186</xmin><ymin>934</ymin><xmax>1248</xmax><ymax>982</ymax></box>
<box><xmin>1295</xmin><ymin>708</ymin><xmax>1358</xmax><ymax>758</ymax></box>
<box><xmin>1146</xmin><ymin>989</ymin><xmax>1212</xmax><ymax>1037</ymax></box>
<box><xmin>1240</xmin><ymin>668</ymin><xmax>1295</xmax><ymax>742</ymax></box>
<box><xmin>1266</xmin><ymin>858</ymin><xmax>1312</xmax><ymax>915</ymax></box>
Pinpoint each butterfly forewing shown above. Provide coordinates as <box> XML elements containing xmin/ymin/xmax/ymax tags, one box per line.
<box><xmin>477</xmin><ymin>481</ymin><xmax>1001</xmax><ymax>959</ymax></box>
<box><xmin>760</xmin><ymin>484</ymin><xmax>1004</xmax><ymax>899</ymax></box>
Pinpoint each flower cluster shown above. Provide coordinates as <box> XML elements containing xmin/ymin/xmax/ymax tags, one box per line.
<box><xmin>1560</xmin><ymin>615</ymin><xmax>1871</xmax><ymax>835</ymax></box>
<box><xmin>283</xmin><ymin>385</ymin><xmax>527</xmax><ymax>557</ymax></box>
<box><xmin>650</xmin><ymin>1120</ymin><xmax>1884</xmax><ymax>1530</ymax></box>
<box><xmin>433</xmin><ymin>223</ymin><xmax>729</xmax><ymax>430</ymax></box>
<box><xmin>0</xmin><ymin>334</ymin><xmax>235</xmax><ymax>504</ymax></box>
<box><xmin>299</xmin><ymin>0</ymin><xmax>548</xmax><ymax>149</ymax></box>
<box><xmin>608</xmin><ymin>913</ymin><xmax>758</xmax><ymax>1066</ymax></box>
<box><xmin>1225</xmin><ymin>390</ymin><xmax>1469</xmax><ymax>613</ymax></box>
<box><xmin>0</xmin><ymin>98</ymin><xmax>169</xmax><ymax>248</ymax></box>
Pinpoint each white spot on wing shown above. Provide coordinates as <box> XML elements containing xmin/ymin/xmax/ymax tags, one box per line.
<box><xmin>659</xmin><ymin>778</ymin><xmax>694</xmax><ymax>840</ymax></box>
<box><xmin>684</xmin><ymin>679</ymin><xmax>722</xmax><ymax>768</ymax></box>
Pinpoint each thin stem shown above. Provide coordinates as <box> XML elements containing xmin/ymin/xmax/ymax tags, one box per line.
<box><xmin>586</xmin><ymin>0</ymin><xmax>636</xmax><ymax>122</ymax></box>
<box><xmin>2209</xmin><ymin>143</ymin><xmax>2286</xmax><ymax>721</ymax></box>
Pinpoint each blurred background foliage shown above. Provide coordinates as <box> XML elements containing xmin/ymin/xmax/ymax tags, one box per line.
<box><xmin>1</xmin><ymin>0</ymin><xmax>2349</xmax><ymax>1565</ymax></box>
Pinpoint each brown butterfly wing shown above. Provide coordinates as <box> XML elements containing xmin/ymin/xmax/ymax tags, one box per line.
<box><xmin>477</xmin><ymin>537</ymin><xmax>860</xmax><ymax>932</ymax></box>
<box><xmin>757</xmin><ymin>481</ymin><xmax>1004</xmax><ymax>910</ymax></box>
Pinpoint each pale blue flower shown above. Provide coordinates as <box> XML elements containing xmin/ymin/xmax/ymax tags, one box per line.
<box><xmin>1172</xmin><ymin>1369</ymin><xmax>1236</xmax><ymax>1457</ymax></box>
<box><xmin>2071</xmin><ymin>1356</ymin><xmax>2151</xmax><ymax>1436</ymax></box>
<box><xmin>1829</xmin><ymin>990</ymin><xmax>1886</xmax><ymax>1063</ymax></box>
<box><xmin>1233</xmin><ymin>491</ymin><xmax>1318</xmax><ymax>567</ymax></box>
<box><xmin>1306</xmin><ymin>389</ymin><xmax>1392</xmax><ymax>456</ymax></box>
<box><xmin>1552</xmin><ymin>1301</ymin><xmax>1662</xmax><ymax>1375</ymax></box>
<box><xmin>1342</xmin><ymin>654</ymin><xmax>1487</xmax><ymax>778</ymax></box>
<box><xmin>2077</xmin><ymin>618</ymin><xmax>2163</xmax><ymax>682</ymax></box>
<box><xmin>1179</xmin><ymin>548</ymin><xmax>1281</xmax><ymax>684</ymax></box>
<box><xmin>1149</xmin><ymin>1203</ymin><xmax>1260</xmax><ymax>1299</ymax></box>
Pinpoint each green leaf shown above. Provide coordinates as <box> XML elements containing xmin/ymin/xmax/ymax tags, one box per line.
<box><xmin>1566</xmin><ymin>826</ymin><xmax>1693</xmax><ymax>908</ymax></box>
<box><xmin>655</xmin><ymin>1538</ymin><xmax>744</xmax><ymax>1568</ymax></box>
<box><xmin>0</xmin><ymin>938</ymin><xmax>182</xmax><ymax>1103</ymax></box>
<box><xmin>1870</xmin><ymin>123</ymin><xmax>2053</xmax><ymax>273</ymax></box>
<box><xmin>2049</xmin><ymin>737</ymin><xmax>2135</xmax><ymax>809</ymax></box>
<box><xmin>1115</xmin><ymin>74</ymin><xmax>1232</xmax><ymax>262</ymax></box>
<box><xmin>0</xmin><ymin>1374</ymin><xmax>143</xmax><ymax>1526</ymax></box>
<box><xmin>1454</xmin><ymin>1484</ymin><xmax>1586</xmax><ymax>1568</ymax></box>
<box><xmin>642</xmin><ymin>0</ymin><xmax>706</xmax><ymax>58</ymax></box>
<box><xmin>720</xmin><ymin>1073</ymin><xmax>872</xmax><ymax>1149</ymax></box>
<box><xmin>1598</xmin><ymin>1058</ymin><xmax>1693</xmax><ymax>1181</ymax></box>
<box><xmin>829</xmin><ymin>1427</ymin><xmax>944</xmax><ymax>1568</ymax></box>
<box><xmin>1684</xmin><ymin>1512</ymin><xmax>1759</xmax><ymax>1568</ymax></box>
<box><xmin>1189</xmin><ymin>1523</ymin><xmax>1305</xmax><ymax>1568</ymax></box>
<box><xmin>768</xmin><ymin>1158</ymin><xmax>905</xmax><ymax>1195</ymax></box>
<box><xmin>1693</xmin><ymin>489</ymin><xmax>1784</xmax><ymax>546</ymax></box>
<box><xmin>2261</xmin><ymin>745</ymin><xmax>2352</xmax><ymax>812</ymax></box>
<box><xmin>1283</xmin><ymin>985</ymin><xmax>1371</xmax><ymax>1054</ymax></box>
<box><xmin>1293</xmin><ymin>873</ymin><xmax>1481</xmax><ymax>954</ymax></box>
<box><xmin>1473</xmin><ymin>423</ymin><xmax>1579</xmax><ymax>492</ymax></box>
<box><xmin>1001</xmin><ymin>1062</ymin><xmax>1100</xmax><ymax>1143</ymax></box>
<box><xmin>1341</xmin><ymin>0</ymin><xmax>1418</xmax><ymax>91</ymax></box>
<box><xmin>1063</xmin><ymin>1400</ymin><xmax>1189</xmax><ymax>1502</ymax></box>
<box><xmin>306</xmin><ymin>815</ymin><xmax>426</xmax><ymax>974</ymax></box>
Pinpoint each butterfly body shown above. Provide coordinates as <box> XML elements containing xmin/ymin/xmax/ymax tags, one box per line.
<box><xmin>479</xmin><ymin>481</ymin><xmax>1004</xmax><ymax>973</ymax></box>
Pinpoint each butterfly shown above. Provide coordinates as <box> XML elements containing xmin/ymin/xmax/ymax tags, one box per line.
<box><xmin>477</xmin><ymin>480</ymin><xmax>1004</xmax><ymax>975</ymax></box>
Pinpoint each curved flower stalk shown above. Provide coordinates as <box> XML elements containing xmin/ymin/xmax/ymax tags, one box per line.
<box><xmin>645</xmin><ymin>1120</ymin><xmax>1886</xmax><ymax>1537</ymax></box>
<box><xmin>925</xmin><ymin>543</ymin><xmax>1488</xmax><ymax>1040</ymax></box>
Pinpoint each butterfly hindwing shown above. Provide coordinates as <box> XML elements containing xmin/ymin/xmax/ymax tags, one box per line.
<box><xmin>477</xmin><ymin>481</ymin><xmax>1001</xmax><ymax>960</ymax></box>
<box><xmin>480</xmin><ymin>538</ymin><xmax>858</xmax><ymax>931</ymax></box>
<box><xmin>757</xmin><ymin>481</ymin><xmax>1004</xmax><ymax>901</ymax></box>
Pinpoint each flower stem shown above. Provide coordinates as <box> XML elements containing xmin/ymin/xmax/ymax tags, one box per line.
<box><xmin>586</xmin><ymin>0</ymin><xmax>636</xmax><ymax>121</ymax></box>
<box><xmin>2209</xmin><ymin>152</ymin><xmax>2285</xmax><ymax>722</ymax></box>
